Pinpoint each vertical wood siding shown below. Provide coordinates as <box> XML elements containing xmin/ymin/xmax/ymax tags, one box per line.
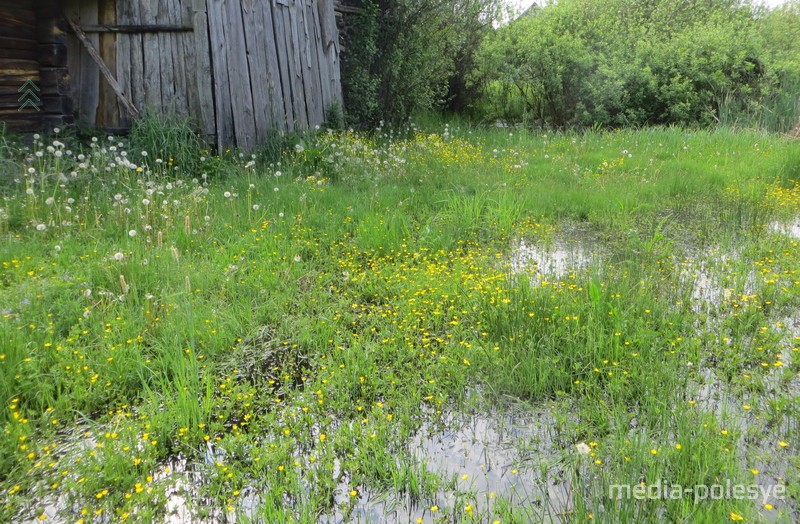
<box><xmin>57</xmin><ymin>0</ymin><xmax>342</xmax><ymax>150</ymax></box>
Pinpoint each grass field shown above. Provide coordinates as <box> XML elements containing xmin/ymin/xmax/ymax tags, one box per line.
<box><xmin>1</xmin><ymin>121</ymin><xmax>799</xmax><ymax>523</ymax></box>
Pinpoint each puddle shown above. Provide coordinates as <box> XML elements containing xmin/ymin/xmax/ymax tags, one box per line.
<box><xmin>768</xmin><ymin>218</ymin><xmax>800</xmax><ymax>240</ymax></box>
<box><xmin>156</xmin><ymin>405</ymin><xmax>574</xmax><ymax>523</ymax></box>
<box><xmin>510</xmin><ymin>237</ymin><xmax>599</xmax><ymax>286</ymax></box>
<box><xmin>320</xmin><ymin>404</ymin><xmax>574</xmax><ymax>523</ymax></box>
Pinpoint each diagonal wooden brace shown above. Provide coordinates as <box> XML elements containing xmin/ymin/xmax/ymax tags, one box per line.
<box><xmin>65</xmin><ymin>16</ymin><xmax>140</xmax><ymax>119</ymax></box>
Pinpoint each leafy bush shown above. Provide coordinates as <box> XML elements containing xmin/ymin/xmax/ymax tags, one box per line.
<box><xmin>474</xmin><ymin>0</ymin><xmax>800</xmax><ymax>130</ymax></box>
<box><xmin>340</xmin><ymin>0</ymin><xmax>500</xmax><ymax>127</ymax></box>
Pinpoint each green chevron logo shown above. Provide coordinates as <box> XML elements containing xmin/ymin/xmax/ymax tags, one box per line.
<box><xmin>18</xmin><ymin>80</ymin><xmax>41</xmax><ymax>112</ymax></box>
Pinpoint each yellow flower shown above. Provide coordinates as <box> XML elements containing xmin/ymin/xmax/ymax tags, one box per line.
<box><xmin>778</xmin><ymin>441</ymin><xmax>788</xmax><ymax>448</ymax></box>
<box><xmin>430</xmin><ymin>505</ymin><xmax>439</xmax><ymax>511</ymax></box>
<box><xmin>729</xmin><ymin>512</ymin><xmax>744</xmax><ymax>521</ymax></box>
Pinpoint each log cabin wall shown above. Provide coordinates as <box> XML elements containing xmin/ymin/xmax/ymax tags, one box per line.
<box><xmin>0</xmin><ymin>2</ymin><xmax>40</xmax><ymax>132</ymax></box>
<box><xmin>0</xmin><ymin>0</ymin><xmax>71</xmax><ymax>132</ymax></box>
<box><xmin>60</xmin><ymin>0</ymin><xmax>343</xmax><ymax>152</ymax></box>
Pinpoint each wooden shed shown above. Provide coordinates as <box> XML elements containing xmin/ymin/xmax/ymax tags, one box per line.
<box><xmin>1</xmin><ymin>0</ymin><xmax>343</xmax><ymax>151</ymax></box>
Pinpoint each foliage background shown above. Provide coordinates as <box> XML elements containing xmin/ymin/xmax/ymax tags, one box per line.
<box><xmin>338</xmin><ymin>0</ymin><xmax>800</xmax><ymax>131</ymax></box>
<box><xmin>471</xmin><ymin>0</ymin><xmax>800</xmax><ymax>130</ymax></box>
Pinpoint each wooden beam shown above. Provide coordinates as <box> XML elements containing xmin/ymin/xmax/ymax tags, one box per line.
<box><xmin>333</xmin><ymin>5</ymin><xmax>364</xmax><ymax>14</ymax></box>
<box><xmin>78</xmin><ymin>24</ymin><xmax>193</xmax><ymax>33</ymax></box>
<box><xmin>65</xmin><ymin>16</ymin><xmax>139</xmax><ymax>119</ymax></box>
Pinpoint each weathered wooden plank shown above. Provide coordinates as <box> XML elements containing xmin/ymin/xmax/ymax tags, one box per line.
<box><xmin>180</xmin><ymin>0</ymin><xmax>198</xmax><ymax>124</ymax></box>
<box><xmin>270</xmin><ymin>0</ymin><xmax>295</xmax><ymax>131</ymax></box>
<box><xmin>127</xmin><ymin>0</ymin><xmax>146</xmax><ymax>113</ymax></box>
<box><xmin>0</xmin><ymin>58</ymin><xmax>39</xmax><ymax>76</ymax></box>
<box><xmin>207</xmin><ymin>0</ymin><xmax>234</xmax><ymax>149</ymax></box>
<box><xmin>190</xmin><ymin>0</ymin><xmax>216</xmax><ymax>140</ymax></box>
<box><xmin>115</xmin><ymin>0</ymin><xmax>132</xmax><ymax>128</ymax></box>
<box><xmin>66</xmin><ymin>16</ymin><xmax>139</xmax><ymax>119</ymax></box>
<box><xmin>258</xmin><ymin>0</ymin><xmax>284</xmax><ymax>134</ymax></box>
<box><xmin>0</xmin><ymin>9</ymin><xmax>36</xmax><ymax>31</ymax></box>
<box><xmin>319</xmin><ymin>0</ymin><xmax>342</xmax><ymax>105</ymax></box>
<box><xmin>0</xmin><ymin>111</ymin><xmax>42</xmax><ymax>131</ymax></box>
<box><xmin>157</xmin><ymin>0</ymin><xmax>176</xmax><ymax>112</ymax></box>
<box><xmin>98</xmin><ymin>0</ymin><xmax>119</xmax><ymax>128</ymax></box>
<box><xmin>78</xmin><ymin>0</ymin><xmax>100</xmax><ymax>127</ymax></box>
<box><xmin>325</xmin><ymin>5</ymin><xmax>344</xmax><ymax>105</ymax></box>
<box><xmin>64</xmin><ymin>2</ymin><xmax>83</xmax><ymax>121</ymax></box>
<box><xmin>332</xmin><ymin>4</ymin><xmax>364</xmax><ymax>14</ymax></box>
<box><xmin>301</xmin><ymin>0</ymin><xmax>324</xmax><ymax>125</ymax></box>
<box><xmin>287</xmin><ymin>1</ymin><xmax>309</xmax><ymax>128</ymax></box>
<box><xmin>167</xmin><ymin>0</ymin><xmax>188</xmax><ymax>117</ymax></box>
<box><xmin>0</xmin><ymin>37</ymin><xmax>38</xmax><ymax>52</ymax></box>
<box><xmin>78</xmin><ymin>24</ymin><xmax>193</xmax><ymax>32</ymax></box>
<box><xmin>1</xmin><ymin>47</ymin><xmax>37</xmax><ymax>61</ymax></box>
<box><xmin>0</xmin><ymin>69</ymin><xmax>39</xmax><ymax>87</ymax></box>
<box><xmin>222</xmin><ymin>0</ymin><xmax>257</xmax><ymax>151</ymax></box>
<box><xmin>142</xmin><ymin>0</ymin><xmax>162</xmax><ymax>110</ymax></box>
<box><xmin>310</xmin><ymin>0</ymin><xmax>332</xmax><ymax>116</ymax></box>
<box><xmin>241</xmin><ymin>0</ymin><xmax>272</xmax><ymax>143</ymax></box>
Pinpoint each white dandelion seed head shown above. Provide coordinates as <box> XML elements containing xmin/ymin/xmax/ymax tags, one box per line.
<box><xmin>128</xmin><ymin>230</ymin><xmax>137</xmax><ymax>238</ymax></box>
<box><xmin>113</xmin><ymin>252</ymin><xmax>124</xmax><ymax>261</ymax></box>
<box><xmin>36</xmin><ymin>224</ymin><xmax>46</xmax><ymax>231</ymax></box>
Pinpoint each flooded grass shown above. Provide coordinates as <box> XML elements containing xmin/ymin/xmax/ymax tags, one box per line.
<box><xmin>1</xmin><ymin>125</ymin><xmax>799</xmax><ymax>522</ymax></box>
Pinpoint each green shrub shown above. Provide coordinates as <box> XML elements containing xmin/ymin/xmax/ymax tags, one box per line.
<box><xmin>474</xmin><ymin>0</ymin><xmax>799</xmax><ymax>130</ymax></box>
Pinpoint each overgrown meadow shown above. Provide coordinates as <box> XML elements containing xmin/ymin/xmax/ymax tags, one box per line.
<box><xmin>1</xmin><ymin>121</ymin><xmax>799</xmax><ymax>523</ymax></box>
